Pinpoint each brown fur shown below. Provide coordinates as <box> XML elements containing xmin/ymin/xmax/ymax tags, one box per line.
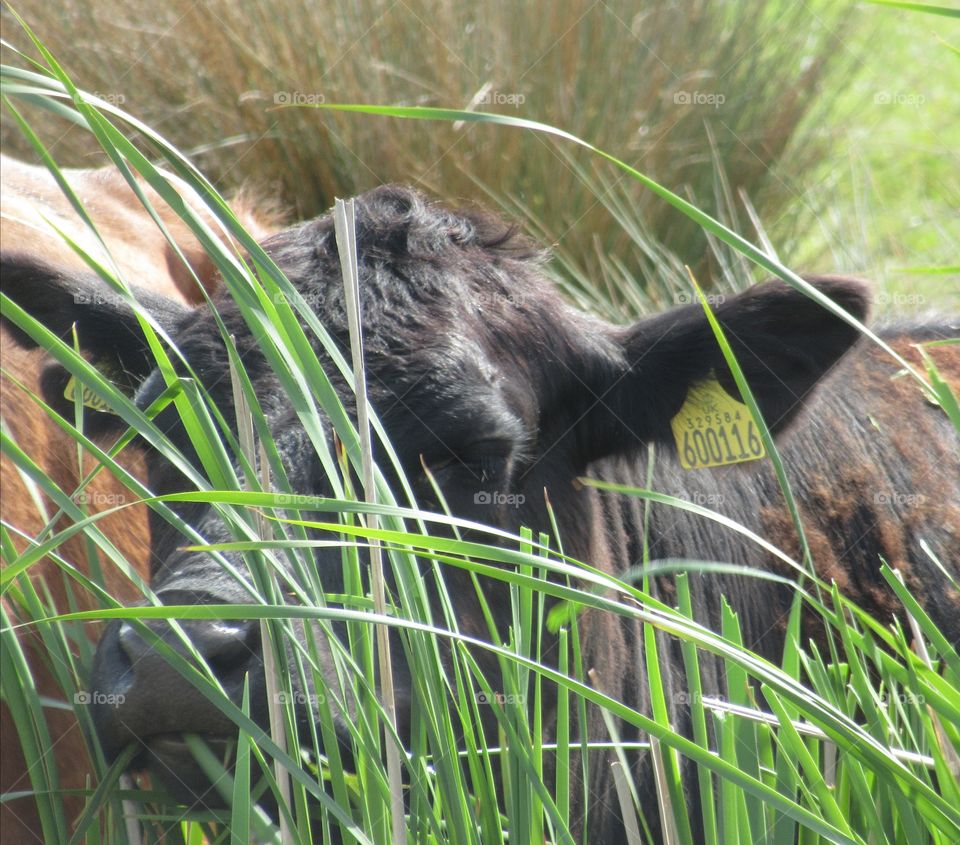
<box><xmin>760</xmin><ymin>336</ymin><xmax>960</xmax><ymax>646</ymax></box>
<box><xmin>0</xmin><ymin>156</ymin><xmax>274</xmax><ymax>842</ymax></box>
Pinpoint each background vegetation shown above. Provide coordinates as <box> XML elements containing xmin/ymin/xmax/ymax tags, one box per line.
<box><xmin>1</xmin><ymin>2</ymin><xmax>957</xmax><ymax>844</ymax></box>
<box><xmin>2</xmin><ymin>0</ymin><xmax>957</xmax><ymax>315</ymax></box>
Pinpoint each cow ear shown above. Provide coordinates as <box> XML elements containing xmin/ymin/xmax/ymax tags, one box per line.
<box><xmin>1</xmin><ymin>251</ymin><xmax>192</xmax><ymax>379</ymax></box>
<box><xmin>580</xmin><ymin>276</ymin><xmax>870</xmax><ymax>463</ymax></box>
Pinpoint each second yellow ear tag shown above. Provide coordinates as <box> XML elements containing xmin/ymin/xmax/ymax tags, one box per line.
<box><xmin>670</xmin><ymin>379</ymin><xmax>765</xmax><ymax>470</ymax></box>
<box><xmin>63</xmin><ymin>375</ymin><xmax>115</xmax><ymax>413</ymax></box>
<box><xmin>63</xmin><ymin>359</ymin><xmax>124</xmax><ymax>415</ymax></box>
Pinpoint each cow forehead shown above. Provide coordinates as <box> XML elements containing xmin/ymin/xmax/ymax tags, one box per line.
<box><xmin>138</xmin><ymin>188</ymin><xmax>582</xmax><ymax>448</ymax></box>
<box><xmin>257</xmin><ymin>187</ymin><xmax>593</xmax><ymax>419</ymax></box>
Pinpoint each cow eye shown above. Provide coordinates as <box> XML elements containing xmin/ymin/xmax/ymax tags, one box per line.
<box><xmin>424</xmin><ymin>441</ymin><xmax>513</xmax><ymax>480</ymax></box>
<box><xmin>470</xmin><ymin>453</ymin><xmax>508</xmax><ymax>482</ymax></box>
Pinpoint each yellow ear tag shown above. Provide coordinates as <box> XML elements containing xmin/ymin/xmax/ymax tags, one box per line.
<box><xmin>63</xmin><ymin>369</ymin><xmax>119</xmax><ymax>415</ymax></box>
<box><xmin>670</xmin><ymin>379</ymin><xmax>765</xmax><ymax>470</ymax></box>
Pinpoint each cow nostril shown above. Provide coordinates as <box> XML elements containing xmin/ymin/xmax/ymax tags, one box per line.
<box><xmin>117</xmin><ymin>591</ymin><xmax>260</xmax><ymax>682</ymax></box>
<box><xmin>153</xmin><ymin>590</ymin><xmax>259</xmax><ymax>670</ymax></box>
<box><xmin>191</xmin><ymin>619</ymin><xmax>259</xmax><ymax>679</ymax></box>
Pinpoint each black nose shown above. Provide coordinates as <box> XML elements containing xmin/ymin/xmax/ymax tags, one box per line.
<box><xmin>88</xmin><ymin>589</ymin><xmax>260</xmax><ymax>763</ymax></box>
<box><xmin>117</xmin><ymin>591</ymin><xmax>259</xmax><ymax>683</ymax></box>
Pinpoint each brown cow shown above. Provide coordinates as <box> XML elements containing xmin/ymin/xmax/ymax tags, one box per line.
<box><xmin>0</xmin><ymin>154</ymin><xmax>274</xmax><ymax>843</ymax></box>
<box><xmin>7</xmin><ymin>187</ymin><xmax>954</xmax><ymax>843</ymax></box>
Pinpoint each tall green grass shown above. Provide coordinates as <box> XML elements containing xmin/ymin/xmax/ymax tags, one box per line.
<box><xmin>2</xmin><ymin>20</ymin><xmax>959</xmax><ymax>845</ymax></box>
<box><xmin>0</xmin><ymin>0</ymin><xmax>869</xmax><ymax>305</ymax></box>
<box><xmin>4</xmin><ymin>0</ymin><xmax>954</xmax><ymax>308</ymax></box>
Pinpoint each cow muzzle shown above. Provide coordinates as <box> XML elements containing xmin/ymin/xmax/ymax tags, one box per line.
<box><xmin>88</xmin><ymin>588</ymin><xmax>263</xmax><ymax>806</ymax></box>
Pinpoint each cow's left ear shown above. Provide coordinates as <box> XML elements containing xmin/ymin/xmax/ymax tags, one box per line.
<box><xmin>1</xmin><ymin>251</ymin><xmax>192</xmax><ymax>377</ymax></box>
<box><xmin>2</xmin><ymin>252</ymin><xmax>196</xmax><ymax>425</ymax></box>
<box><xmin>579</xmin><ymin>276</ymin><xmax>870</xmax><ymax>463</ymax></box>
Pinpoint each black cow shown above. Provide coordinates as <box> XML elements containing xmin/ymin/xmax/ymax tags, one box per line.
<box><xmin>3</xmin><ymin>186</ymin><xmax>958</xmax><ymax>843</ymax></box>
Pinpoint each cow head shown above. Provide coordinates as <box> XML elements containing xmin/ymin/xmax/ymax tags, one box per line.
<box><xmin>1</xmin><ymin>185</ymin><xmax>868</xmax><ymax>814</ymax></box>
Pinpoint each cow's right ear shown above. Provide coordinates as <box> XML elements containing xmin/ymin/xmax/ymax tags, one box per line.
<box><xmin>1</xmin><ymin>251</ymin><xmax>192</xmax><ymax>380</ymax></box>
<box><xmin>573</xmin><ymin>276</ymin><xmax>870</xmax><ymax>465</ymax></box>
